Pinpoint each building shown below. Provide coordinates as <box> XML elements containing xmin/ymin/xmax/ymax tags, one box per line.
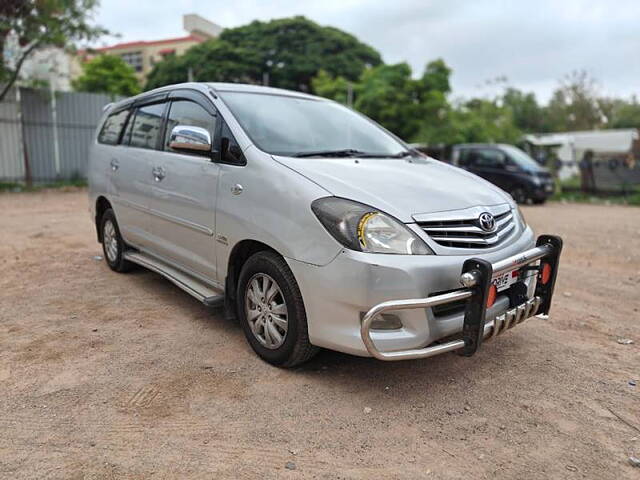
<box><xmin>523</xmin><ymin>129</ymin><xmax>640</xmax><ymax>185</ymax></box>
<box><xmin>6</xmin><ymin>14</ymin><xmax>221</xmax><ymax>92</ymax></box>
<box><xmin>12</xmin><ymin>45</ymin><xmax>77</xmax><ymax>92</ymax></box>
<box><xmin>84</xmin><ymin>14</ymin><xmax>222</xmax><ymax>84</ymax></box>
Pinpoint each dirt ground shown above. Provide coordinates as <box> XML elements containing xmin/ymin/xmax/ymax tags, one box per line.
<box><xmin>0</xmin><ymin>189</ymin><xmax>638</xmax><ymax>479</ymax></box>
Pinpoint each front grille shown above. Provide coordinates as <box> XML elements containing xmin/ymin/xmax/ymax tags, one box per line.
<box><xmin>417</xmin><ymin>207</ymin><xmax>515</xmax><ymax>249</ymax></box>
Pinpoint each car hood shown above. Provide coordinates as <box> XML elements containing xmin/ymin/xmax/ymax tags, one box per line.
<box><xmin>273</xmin><ymin>156</ymin><xmax>512</xmax><ymax>223</ymax></box>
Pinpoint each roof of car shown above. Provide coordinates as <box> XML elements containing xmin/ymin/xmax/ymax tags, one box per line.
<box><xmin>207</xmin><ymin>82</ymin><xmax>319</xmax><ymax>100</ymax></box>
<box><xmin>104</xmin><ymin>82</ymin><xmax>323</xmax><ymax>114</ymax></box>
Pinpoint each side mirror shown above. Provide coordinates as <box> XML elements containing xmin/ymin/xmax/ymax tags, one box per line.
<box><xmin>168</xmin><ymin>125</ymin><xmax>212</xmax><ymax>153</ymax></box>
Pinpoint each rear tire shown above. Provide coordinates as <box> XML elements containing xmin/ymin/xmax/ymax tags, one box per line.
<box><xmin>237</xmin><ymin>251</ymin><xmax>318</xmax><ymax>367</ymax></box>
<box><xmin>100</xmin><ymin>209</ymin><xmax>134</xmax><ymax>273</ymax></box>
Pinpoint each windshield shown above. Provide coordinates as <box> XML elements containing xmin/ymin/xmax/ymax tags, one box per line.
<box><xmin>220</xmin><ymin>91</ymin><xmax>408</xmax><ymax>157</ymax></box>
<box><xmin>502</xmin><ymin>145</ymin><xmax>542</xmax><ymax>170</ymax></box>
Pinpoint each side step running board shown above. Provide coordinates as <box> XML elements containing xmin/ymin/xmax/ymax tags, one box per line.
<box><xmin>124</xmin><ymin>251</ymin><xmax>224</xmax><ymax>307</ymax></box>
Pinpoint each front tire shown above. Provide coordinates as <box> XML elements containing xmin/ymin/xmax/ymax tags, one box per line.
<box><xmin>237</xmin><ymin>251</ymin><xmax>318</xmax><ymax>367</ymax></box>
<box><xmin>100</xmin><ymin>208</ymin><xmax>133</xmax><ymax>273</ymax></box>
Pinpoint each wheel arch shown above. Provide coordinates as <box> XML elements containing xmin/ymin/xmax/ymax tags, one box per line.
<box><xmin>95</xmin><ymin>196</ymin><xmax>112</xmax><ymax>243</ymax></box>
<box><xmin>225</xmin><ymin>239</ymin><xmax>280</xmax><ymax>307</ymax></box>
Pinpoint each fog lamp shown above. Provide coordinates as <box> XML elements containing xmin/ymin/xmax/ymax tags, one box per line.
<box><xmin>361</xmin><ymin>312</ymin><xmax>403</xmax><ymax>330</ymax></box>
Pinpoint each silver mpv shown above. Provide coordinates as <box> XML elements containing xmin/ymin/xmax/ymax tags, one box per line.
<box><xmin>89</xmin><ymin>83</ymin><xmax>563</xmax><ymax>367</ymax></box>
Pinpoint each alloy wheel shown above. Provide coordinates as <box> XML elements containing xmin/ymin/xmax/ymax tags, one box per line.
<box><xmin>244</xmin><ymin>273</ymin><xmax>288</xmax><ymax>349</ymax></box>
<box><xmin>103</xmin><ymin>219</ymin><xmax>119</xmax><ymax>263</ymax></box>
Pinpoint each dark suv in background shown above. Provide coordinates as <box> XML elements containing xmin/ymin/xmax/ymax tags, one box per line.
<box><xmin>452</xmin><ymin>144</ymin><xmax>555</xmax><ymax>204</ymax></box>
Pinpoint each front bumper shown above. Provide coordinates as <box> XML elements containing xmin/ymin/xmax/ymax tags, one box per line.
<box><xmin>360</xmin><ymin>235</ymin><xmax>562</xmax><ymax>360</ymax></box>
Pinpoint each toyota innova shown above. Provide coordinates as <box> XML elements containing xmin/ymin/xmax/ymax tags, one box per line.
<box><xmin>89</xmin><ymin>83</ymin><xmax>563</xmax><ymax>367</ymax></box>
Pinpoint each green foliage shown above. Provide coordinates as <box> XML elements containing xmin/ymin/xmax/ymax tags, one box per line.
<box><xmin>147</xmin><ymin>17</ymin><xmax>640</xmax><ymax>144</ymax></box>
<box><xmin>354</xmin><ymin>63</ymin><xmax>422</xmax><ymax>140</ymax></box>
<box><xmin>502</xmin><ymin>88</ymin><xmax>544</xmax><ymax>132</ymax></box>
<box><xmin>310</xmin><ymin>70</ymin><xmax>351</xmax><ymax>105</ymax></box>
<box><xmin>72</xmin><ymin>54</ymin><xmax>140</xmax><ymax>97</ymax></box>
<box><xmin>311</xmin><ymin>58</ymin><xmax>522</xmax><ymax>144</ymax></box>
<box><xmin>449</xmin><ymin>98</ymin><xmax>522</xmax><ymax>144</ymax></box>
<box><xmin>413</xmin><ymin>60</ymin><xmax>455</xmax><ymax>143</ymax></box>
<box><xmin>545</xmin><ymin>70</ymin><xmax>605</xmax><ymax>131</ymax></box>
<box><xmin>601</xmin><ymin>96</ymin><xmax>640</xmax><ymax>129</ymax></box>
<box><xmin>0</xmin><ymin>0</ymin><xmax>107</xmax><ymax>101</ymax></box>
<box><xmin>0</xmin><ymin>179</ymin><xmax>87</xmax><ymax>192</ymax></box>
<box><xmin>145</xmin><ymin>16</ymin><xmax>381</xmax><ymax>92</ymax></box>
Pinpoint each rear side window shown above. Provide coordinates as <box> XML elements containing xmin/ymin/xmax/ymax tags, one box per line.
<box><xmin>129</xmin><ymin>103</ymin><xmax>166</xmax><ymax>150</ymax></box>
<box><xmin>98</xmin><ymin>109</ymin><xmax>129</xmax><ymax>145</ymax></box>
<box><xmin>164</xmin><ymin>100</ymin><xmax>216</xmax><ymax>151</ymax></box>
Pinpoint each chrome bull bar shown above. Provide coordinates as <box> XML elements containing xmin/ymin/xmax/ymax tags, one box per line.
<box><xmin>360</xmin><ymin>235</ymin><xmax>563</xmax><ymax>361</ymax></box>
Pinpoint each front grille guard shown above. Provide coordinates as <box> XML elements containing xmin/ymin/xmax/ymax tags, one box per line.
<box><xmin>360</xmin><ymin>235</ymin><xmax>563</xmax><ymax>361</ymax></box>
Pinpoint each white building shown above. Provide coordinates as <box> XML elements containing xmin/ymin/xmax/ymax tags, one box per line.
<box><xmin>523</xmin><ymin>129</ymin><xmax>639</xmax><ymax>179</ymax></box>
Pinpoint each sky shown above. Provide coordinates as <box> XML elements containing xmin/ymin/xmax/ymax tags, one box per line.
<box><xmin>93</xmin><ymin>0</ymin><xmax>640</xmax><ymax>103</ymax></box>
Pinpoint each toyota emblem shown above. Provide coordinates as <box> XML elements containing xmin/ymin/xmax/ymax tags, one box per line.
<box><xmin>478</xmin><ymin>212</ymin><xmax>496</xmax><ymax>232</ymax></box>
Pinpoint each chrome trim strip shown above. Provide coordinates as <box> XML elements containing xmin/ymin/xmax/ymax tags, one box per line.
<box><xmin>147</xmin><ymin>208</ymin><xmax>214</xmax><ymax>236</ymax></box>
<box><xmin>412</xmin><ymin>203</ymin><xmax>511</xmax><ymax>223</ymax></box>
<box><xmin>429</xmin><ymin>222</ymin><xmax>515</xmax><ymax>245</ymax></box>
<box><xmin>112</xmin><ymin>197</ymin><xmax>147</xmax><ymax>214</ymax></box>
<box><xmin>422</xmin><ymin>212</ymin><xmax>513</xmax><ymax>235</ymax></box>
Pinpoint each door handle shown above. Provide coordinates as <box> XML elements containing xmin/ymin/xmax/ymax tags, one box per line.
<box><xmin>110</xmin><ymin>158</ymin><xmax>119</xmax><ymax>171</ymax></box>
<box><xmin>152</xmin><ymin>166</ymin><xmax>166</xmax><ymax>182</ymax></box>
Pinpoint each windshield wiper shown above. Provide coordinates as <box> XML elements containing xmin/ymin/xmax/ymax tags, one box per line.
<box><xmin>388</xmin><ymin>150</ymin><xmax>414</xmax><ymax>158</ymax></box>
<box><xmin>293</xmin><ymin>149</ymin><xmax>368</xmax><ymax>158</ymax></box>
<box><xmin>293</xmin><ymin>149</ymin><xmax>415</xmax><ymax>158</ymax></box>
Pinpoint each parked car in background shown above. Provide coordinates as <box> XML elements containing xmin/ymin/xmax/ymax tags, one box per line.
<box><xmin>89</xmin><ymin>83</ymin><xmax>562</xmax><ymax>367</ymax></box>
<box><xmin>452</xmin><ymin>144</ymin><xmax>555</xmax><ymax>204</ymax></box>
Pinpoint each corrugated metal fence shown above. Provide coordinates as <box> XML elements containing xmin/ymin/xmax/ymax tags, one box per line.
<box><xmin>0</xmin><ymin>87</ymin><xmax>120</xmax><ymax>183</ymax></box>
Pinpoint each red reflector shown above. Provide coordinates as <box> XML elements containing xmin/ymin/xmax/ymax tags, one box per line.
<box><xmin>511</xmin><ymin>270</ymin><xmax>519</xmax><ymax>278</ymax></box>
<box><xmin>486</xmin><ymin>285</ymin><xmax>497</xmax><ymax>308</ymax></box>
<box><xmin>540</xmin><ymin>263</ymin><xmax>552</xmax><ymax>285</ymax></box>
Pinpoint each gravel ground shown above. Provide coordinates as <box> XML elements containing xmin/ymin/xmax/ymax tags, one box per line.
<box><xmin>0</xmin><ymin>189</ymin><xmax>639</xmax><ymax>479</ymax></box>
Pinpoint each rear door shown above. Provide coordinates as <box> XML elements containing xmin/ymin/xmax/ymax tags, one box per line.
<box><xmin>110</xmin><ymin>101</ymin><xmax>167</xmax><ymax>247</ymax></box>
<box><xmin>146</xmin><ymin>91</ymin><xmax>220</xmax><ymax>281</ymax></box>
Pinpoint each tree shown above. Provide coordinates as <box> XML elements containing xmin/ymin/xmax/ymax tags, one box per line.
<box><xmin>311</xmin><ymin>59</ymin><xmax>456</xmax><ymax>142</ymax></box>
<box><xmin>145</xmin><ymin>16</ymin><xmax>382</xmax><ymax>92</ymax></box>
<box><xmin>600</xmin><ymin>96</ymin><xmax>640</xmax><ymax>129</ymax></box>
<box><xmin>354</xmin><ymin>63</ymin><xmax>423</xmax><ymax>140</ymax></box>
<box><xmin>448</xmin><ymin>98</ymin><xmax>522</xmax><ymax>144</ymax></box>
<box><xmin>72</xmin><ymin>54</ymin><xmax>140</xmax><ymax>97</ymax></box>
<box><xmin>310</xmin><ymin>69</ymin><xmax>351</xmax><ymax>105</ymax></box>
<box><xmin>545</xmin><ymin>70</ymin><xmax>605</xmax><ymax>131</ymax></box>
<box><xmin>0</xmin><ymin>0</ymin><xmax>107</xmax><ymax>101</ymax></box>
<box><xmin>413</xmin><ymin>59</ymin><xmax>454</xmax><ymax>144</ymax></box>
<box><xmin>502</xmin><ymin>88</ymin><xmax>544</xmax><ymax>133</ymax></box>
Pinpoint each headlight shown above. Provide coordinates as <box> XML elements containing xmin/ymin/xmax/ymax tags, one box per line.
<box><xmin>311</xmin><ymin>197</ymin><xmax>432</xmax><ymax>255</ymax></box>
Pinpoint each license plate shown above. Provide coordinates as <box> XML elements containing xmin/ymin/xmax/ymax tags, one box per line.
<box><xmin>545</xmin><ymin>184</ymin><xmax>554</xmax><ymax>192</ymax></box>
<box><xmin>492</xmin><ymin>270</ymin><xmax>517</xmax><ymax>292</ymax></box>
